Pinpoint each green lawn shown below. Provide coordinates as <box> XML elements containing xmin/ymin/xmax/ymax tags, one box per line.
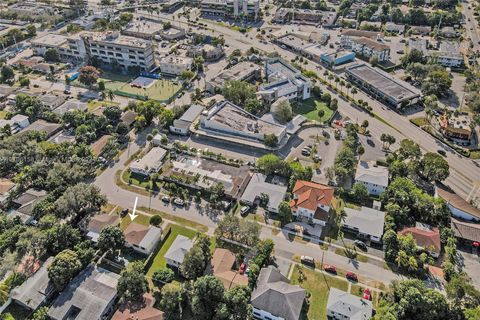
<box><xmin>87</xmin><ymin>100</ymin><xmax>119</xmax><ymax>112</ymax></box>
<box><xmin>120</xmin><ymin>212</ymin><xmax>151</xmax><ymax>231</ymax></box>
<box><xmin>117</xmin><ymin>79</ymin><xmax>182</xmax><ymax>101</ymax></box>
<box><xmin>350</xmin><ymin>283</ymin><xmax>380</xmax><ymax>308</ymax></box>
<box><xmin>470</xmin><ymin>151</ymin><xmax>480</xmax><ymax>159</ymax></box>
<box><xmin>146</xmin><ymin>225</ymin><xmax>197</xmax><ymax>278</ymax></box>
<box><xmin>122</xmin><ymin>170</ymin><xmax>151</xmax><ymax>188</ymax></box>
<box><xmin>291</xmin><ymin>265</ymin><xmax>348</xmax><ymax>320</ymax></box>
<box><xmin>294</xmin><ymin>98</ymin><xmax>333</xmax><ymax>122</ymax></box>
<box><xmin>0</xmin><ymin>110</ymin><xmax>6</xmax><ymax>119</ymax></box>
<box><xmin>410</xmin><ymin>117</ymin><xmax>430</xmax><ymax>127</ymax></box>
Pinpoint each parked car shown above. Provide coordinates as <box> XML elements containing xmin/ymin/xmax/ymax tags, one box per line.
<box><xmin>300</xmin><ymin>256</ymin><xmax>315</xmax><ymax>266</ymax></box>
<box><xmin>239</xmin><ymin>263</ymin><xmax>246</xmax><ymax>274</ymax></box>
<box><xmin>63</xmin><ymin>89</ymin><xmax>71</xmax><ymax>95</ymax></box>
<box><xmin>240</xmin><ymin>206</ymin><xmax>250</xmax><ymax>216</ymax></box>
<box><xmin>120</xmin><ymin>208</ymin><xmax>129</xmax><ymax>217</ymax></box>
<box><xmin>173</xmin><ymin>198</ymin><xmax>185</xmax><ymax>206</ymax></box>
<box><xmin>323</xmin><ymin>264</ymin><xmax>337</xmax><ymax>274</ymax></box>
<box><xmin>354</xmin><ymin>240</ymin><xmax>368</xmax><ymax>251</ymax></box>
<box><xmin>301</xmin><ymin>149</ymin><xmax>311</xmax><ymax>156</ymax></box>
<box><xmin>437</xmin><ymin>149</ymin><xmax>447</xmax><ymax>157</ymax></box>
<box><xmin>346</xmin><ymin>272</ymin><xmax>358</xmax><ymax>282</ymax></box>
<box><xmin>162</xmin><ymin>196</ymin><xmax>171</xmax><ymax>203</ymax></box>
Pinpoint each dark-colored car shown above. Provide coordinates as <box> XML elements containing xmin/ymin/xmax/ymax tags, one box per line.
<box><xmin>120</xmin><ymin>208</ymin><xmax>129</xmax><ymax>217</ymax></box>
<box><xmin>354</xmin><ymin>240</ymin><xmax>368</xmax><ymax>251</ymax></box>
<box><xmin>437</xmin><ymin>149</ymin><xmax>447</xmax><ymax>157</ymax></box>
<box><xmin>346</xmin><ymin>272</ymin><xmax>358</xmax><ymax>282</ymax></box>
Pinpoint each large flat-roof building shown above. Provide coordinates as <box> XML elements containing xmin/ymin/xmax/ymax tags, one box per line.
<box><xmin>200</xmin><ymin>100</ymin><xmax>287</xmax><ymax>143</ymax></box>
<box><xmin>32</xmin><ymin>31</ymin><xmax>155</xmax><ymax>71</ymax></box>
<box><xmin>159</xmin><ymin>56</ymin><xmax>193</xmax><ymax>76</ymax></box>
<box><xmin>122</xmin><ymin>18</ymin><xmax>165</xmax><ymax>40</ymax></box>
<box><xmin>206</xmin><ymin>61</ymin><xmax>261</xmax><ymax>93</ymax></box>
<box><xmin>345</xmin><ymin>64</ymin><xmax>421</xmax><ymax>108</ymax></box>
<box><xmin>200</xmin><ymin>0</ymin><xmax>260</xmax><ymax>21</ymax></box>
<box><xmin>259</xmin><ymin>58</ymin><xmax>311</xmax><ymax>104</ymax></box>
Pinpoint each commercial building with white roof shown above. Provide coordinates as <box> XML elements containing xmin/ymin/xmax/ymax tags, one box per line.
<box><xmin>129</xmin><ymin>147</ymin><xmax>167</xmax><ymax>177</ymax></box>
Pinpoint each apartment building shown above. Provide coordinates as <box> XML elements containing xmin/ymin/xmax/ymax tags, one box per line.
<box><xmin>200</xmin><ymin>0</ymin><xmax>260</xmax><ymax>21</ymax></box>
<box><xmin>350</xmin><ymin>37</ymin><xmax>390</xmax><ymax>62</ymax></box>
<box><xmin>31</xmin><ymin>31</ymin><xmax>155</xmax><ymax>71</ymax></box>
<box><xmin>159</xmin><ymin>56</ymin><xmax>193</xmax><ymax>75</ymax></box>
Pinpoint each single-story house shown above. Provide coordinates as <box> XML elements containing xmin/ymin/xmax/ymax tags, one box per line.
<box><xmin>209</xmin><ymin>248</ymin><xmax>248</xmax><ymax>290</ymax></box>
<box><xmin>164</xmin><ymin>235</ymin><xmax>193</xmax><ymax>269</ymax></box>
<box><xmin>327</xmin><ymin>288</ymin><xmax>373</xmax><ymax>320</ymax></box>
<box><xmin>39</xmin><ymin>94</ymin><xmax>66</xmax><ymax>110</ymax></box>
<box><xmin>52</xmin><ymin>100</ymin><xmax>87</xmax><ymax>115</ymax></box>
<box><xmin>48</xmin><ymin>266</ymin><xmax>120</xmax><ymax>320</ymax></box>
<box><xmin>354</xmin><ymin>161</ymin><xmax>389</xmax><ymax>196</ymax></box>
<box><xmin>9</xmin><ymin>188</ymin><xmax>47</xmax><ymax>224</ymax></box>
<box><xmin>399</xmin><ymin>222</ymin><xmax>441</xmax><ymax>258</ymax></box>
<box><xmin>436</xmin><ymin>184</ymin><xmax>480</xmax><ymax>222</ymax></box>
<box><xmin>90</xmin><ymin>135</ymin><xmax>112</xmax><ymax>157</ymax></box>
<box><xmin>290</xmin><ymin>180</ymin><xmax>336</xmax><ymax>226</ymax></box>
<box><xmin>23</xmin><ymin>120</ymin><xmax>62</xmax><ymax>138</ymax></box>
<box><xmin>112</xmin><ymin>292</ymin><xmax>165</xmax><ymax>320</ymax></box>
<box><xmin>123</xmin><ymin>223</ymin><xmax>163</xmax><ymax>255</ymax></box>
<box><xmin>10</xmin><ymin>257</ymin><xmax>55</xmax><ymax>311</ymax></box>
<box><xmin>121</xmin><ymin>110</ymin><xmax>137</xmax><ymax>127</ymax></box>
<box><xmin>129</xmin><ymin>147</ymin><xmax>167</xmax><ymax>177</ymax></box>
<box><xmin>251</xmin><ymin>266</ymin><xmax>306</xmax><ymax>320</ymax></box>
<box><xmin>169</xmin><ymin>104</ymin><xmax>204</xmax><ymax>135</ymax></box>
<box><xmin>240</xmin><ymin>173</ymin><xmax>288</xmax><ymax>213</ymax></box>
<box><xmin>83</xmin><ymin>213</ymin><xmax>121</xmax><ymax>243</ymax></box>
<box><xmin>342</xmin><ymin>206</ymin><xmax>386</xmax><ymax>243</ymax></box>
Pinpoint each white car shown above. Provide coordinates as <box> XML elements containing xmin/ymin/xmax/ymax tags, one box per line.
<box><xmin>173</xmin><ymin>198</ymin><xmax>185</xmax><ymax>206</ymax></box>
<box><xmin>240</xmin><ymin>206</ymin><xmax>250</xmax><ymax>216</ymax></box>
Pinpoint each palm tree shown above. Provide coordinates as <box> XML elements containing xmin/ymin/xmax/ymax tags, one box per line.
<box><xmin>346</xmin><ymin>83</ymin><xmax>352</xmax><ymax>98</ymax></box>
<box><xmin>339</xmin><ymin>80</ymin><xmax>345</xmax><ymax>94</ymax></box>
<box><xmin>395</xmin><ymin>250</ymin><xmax>409</xmax><ymax>268</ymax></box>
<box><xmin>328</xmin><ymin>74</ymin><xmax>334</xmax><ymax>86</ymax></box>
<box><xmin>351</xmin><ymin>88</ymin><xmax>358</xmax><ymax>100</ymax></box>
<box><xmin>334</xmin><ymin>77</ymin><xmax>340</xmax><ymax>90</ymax></box>
<box><xmin>0</xmin><ymin>282</ymin><xmax>8</xmax><ymax>305</ymax></box>
<box><xmin>100</xmin><ymin>91</ymin><xmax>106</xmax><ymax>101</ymax></box>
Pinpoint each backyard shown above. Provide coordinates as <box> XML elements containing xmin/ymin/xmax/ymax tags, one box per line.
<box><xmin>122</xmin><ymin>169</ymin><xmax>152</xmax><ymax>189</ymax></box>
<box><xmin>290</xmin><ymin>265</ymin><xmax>349</xmax><ymax>320</ymax></box>
<box><xmin>294</xmin><ymin>98</ymin><xmax>333</xmax><ymax>123</ymax></box>
<box><xmin>146</xmin><ymin>224</ymin><xmax>197</xmax><ymax>278</ymax></box>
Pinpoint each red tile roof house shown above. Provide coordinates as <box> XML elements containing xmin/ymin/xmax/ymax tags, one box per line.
<box><xmin>290</xmin><ymin>180</ymin><xmax>336</xmax><ymax>227</ymax></box>
<box><xmin>398</xmin><ymin>222</ymin><xmax>441</xmax><ymax>258</ymax></box>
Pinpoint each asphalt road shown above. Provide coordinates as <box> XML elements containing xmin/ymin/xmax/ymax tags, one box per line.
<box><xmin>94</xmin><ymin>133</ymin><xmax>403</xmax><ymax>286</ymax></box>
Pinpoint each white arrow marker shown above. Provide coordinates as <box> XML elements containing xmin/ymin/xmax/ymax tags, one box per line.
<box><xmin>129</xmin><ymin>196</ymin><xmax>139</xmax><ymax>221</ymax></box>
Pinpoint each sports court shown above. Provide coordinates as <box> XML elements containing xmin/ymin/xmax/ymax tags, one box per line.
<box><xmin>116</xmin><ymin>78</ymin><xmax>183</xmax><ymax>101</ymax></box>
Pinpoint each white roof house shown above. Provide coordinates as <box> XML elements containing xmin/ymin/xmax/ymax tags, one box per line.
<box><xmin>327</xmin><ymin>288</ymin><xmax>373</xmax><ymax>320</ymax></box>
<box><xmin>240</xmin><ymin>173</ymin><xmax>287</xmax><ymax>213</ymax></box>
<box><xmin>354</xmin><ymin>161</ymin><xmax>389</xmax><ymax>196</ymax></box>
<box><xmin>343</xmin><ymin>206</ymin><xmax>386</xmax><ymax>242</ymax></box>
<box><xmin>129</xmin><ymin>147</ymin><xmax>167</xmax><ymax>177</ymax></box>
<box><xmin>164</xmin><ymin>235</ymin><xmax>193</xmax><ymax>269</ymax></box>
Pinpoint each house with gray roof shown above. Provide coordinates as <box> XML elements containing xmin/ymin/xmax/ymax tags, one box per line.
<box><xmin>251</xmin><ymin>266</ymin><xmax>306</xmax><ymax>320</ymax></box>
<box><xmin>48</xmin><ymin>265</ymin><xmax>120</xmax><ymax>320</ymax></box>
<box><xmin>10</xmin><ymin>257</ymin><xmax>55</xmax><ymax>311</ymax></box>
<box><xmin>327</xmin><ymin>288</ymin><xmax>373</xmax><ymax>320</ymax></box>
<box><xmin>169</xmin><ymin>104</ymin><xmax>204</xmax><ymax>135</ymax></box>
<box><xmin>354</xmin><ymin>161</ymin><xmax>389</xmax><ymax>196</ymax></box>
<box><xmin>343</xmin><ymin>206</ymin><xmax>386</xmax><ymax>243</ymax></box>
<box><xmin>164</xmin><ymin>235</ymin><xmax>194</xmax><ymax>269</ymax></box>
<box><xmin>9</xmin><ymin>188</ymin><xmax>47</xmax><ymax>224</ymax></box>
<box><xmin>240</xmin><ymin>173</ymin><xmax>288</xmax><ymax>213</ymax></box>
